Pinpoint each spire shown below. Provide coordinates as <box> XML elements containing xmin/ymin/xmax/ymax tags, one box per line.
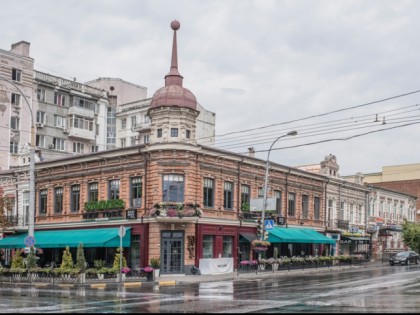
<box><xmin>164</xmin><ymin>20</ymin><xmax>183</xmax><ymax>87</ymax></box>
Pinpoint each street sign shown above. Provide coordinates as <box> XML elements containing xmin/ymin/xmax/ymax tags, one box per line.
<box><xmin>118</xmin><ymin>226</ymin><xmax>126</xmax><ymax>238</ymax></box>
<box><xmin>24</xmin><ymin>235</ymin><xmax>35</xmax><ymax>247</ymax></box>
<box><xmin>264</xmin><ymin>219</ymin><xmax>274</xmax><ymax>230</ymax></box>
<box><xmin>277</xmin><ymin>216</ymin><xmax>285</xmax><ymax>225</ymax></box>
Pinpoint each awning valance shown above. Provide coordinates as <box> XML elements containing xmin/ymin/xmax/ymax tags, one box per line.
<box><xmin>268</xmin><ymin>227</ymin><xmax>335</xmax><ymax>244</ymax></box>
<box><xmin>239</xmin><ymin>232</ymin><xmax>258</xmax><ymax>243</ymax></box>
<box><xmin>0</xmin><ymin>227</ymin><xmax>131</xmax><ymax>249</ymax></box>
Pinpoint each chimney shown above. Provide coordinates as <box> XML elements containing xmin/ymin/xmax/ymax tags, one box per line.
<box><xmin>10</xmin><ymin>41</ymin><xmax>30</xmax><ymax>57</ymax></box>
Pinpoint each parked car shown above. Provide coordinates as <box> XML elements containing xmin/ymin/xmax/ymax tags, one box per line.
<box><xmin>389</xmin><ymin>251</ymin><xmax>419</xmax><ymax>266</ymax></box>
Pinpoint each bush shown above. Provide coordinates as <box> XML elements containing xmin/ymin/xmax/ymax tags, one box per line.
<box><xmin>11</xmin><ymin>249</ymin><xmax>25</xmax><ymax>269</ymax></box>
<box><xmin>112</xmin><ymin>248</ymin><xmax>127</xmax><ymax>273</ymax></box>
<box><xmin>60</xmin><ymin>246</ymin><xmax>74</xmax><ymax>269</ymax></box>
<box><xmin>150</xmin><ymin>257</ymin><xmax>160</xmax><ymax>269</ymax></box>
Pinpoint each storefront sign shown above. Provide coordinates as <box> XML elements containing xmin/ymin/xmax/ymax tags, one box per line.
<box><xmin>84</xmin><ymin>199</ymin><xmax>125</xmax><ymax>211</ymax></box>
<box><xmin>126</xmin><ymin>209</ymin><xmax>137</xmax><ymax>220</ymax></box>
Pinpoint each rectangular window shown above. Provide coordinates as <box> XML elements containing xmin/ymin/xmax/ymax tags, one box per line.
<box><xmin>11</xmin><ymin>116</ymin><xmax>20</xmax><ymax>130</ymax></box>
<box><xmin>186</xmin><ymin>130</ymin><xmax>191</xmax><ymax>139</ymax></box>
<box><xmin>109</xmin><ymin>179</ymin><xmax>120</xmax><ymax>200</ymax></box>
<box><xmin>52</xmin><ymin>138</ymin><xmax>65</xmax><ymax>151</ymax></box>
<box><xmin>131</xmin><ymin>116</ymin><xmax>136</xmax><ymax>129</ymax></box>
<box><xmin>88</xmin><ymin>182</ymin><xmax>99</xmax><ymax>202</ymax></box>
<box><xmin>73</xmin><ymin>142</ymin><xmax>84</xmax><ymax>153</ymax></box>
<box><xmin>314</xmin><ymin>196</ymin><xmax>320</xmax><ymax>220</ymax></box>
<box><xmin>157</xmin><ymin>128</ymin><xmax>162</xmax><ymax>138</ymax></box>
<box><xmin>203</xmin><ymin>178</ymin><xmax>214</xmax><ymax>208</ymax></box>
<box><xmin>11</xmin><ymin>93</ymin><xmax>20</xmax><ymax>106</ymax></box>
<box><xmin>339</xmin><ymin>201</ymin><xmax>345</xmax><ymax>220</ymax></box>
<box><xmin>37</xmin><ymin>88</ymin><xmax>46</xmax><ymax>101</ymax></box>
<box><xmin>54</xmin><ymin>187</ymin><xmax>63</xmax><ymax>214</ymax></box>
<box><xmin>39</xmin><ymin>189</ymin><xmax>48</xmax><ymax>215</ymax></box>
<box><xmin>274</xmin><ymin>190</ymin><xmax>282</xmax><ymax>214</ymax></box>
<box><xmin>171</xmin><ymin>128</ymin><xmax>178</xmax><ymax>137</ymax></box>
<box><xmin>258</xmin><ymin>187</ymin><xmax>264</xmax><ymax>198</ymax></box>
<box><xmin>35</xmin><ymin>135</ymin><xmax>45</xmax><ymax>148</ymax></box>
<box><xmin>223</xmin><ymin>181</ymin><xmax>233</xmax><ymax>210</ymax></box>
<box><xmin>36</xmin><ymin>111</ymin><xmax>45</xmax><ymax>124</ymax></box>
<box><xmin>91</xmin><ymin>145</ymin><xmax>98</xmax><ymax>153</ymax></box>
<box><xmin>9</xmin><ymin>142</ymin><xmax>18</xmax><ymax>154</ymax></box>
<box><xmin>202</xmin><ymin>235</ymin><xmax>214</xmax><ymax>258</ymax></box>
<box><xmin>302</xmin><ymin>195</ymin><xmax>309</xmax><ymax>219</ymax></box>
<box><xmin>54</xmin><ymin>115</ymin><xmax>66</xmax><ymax>128</ymax></box>
<box><xmin>162</xmin><ymin>174</ymin><xmax>184</xmax><ymax>202</ymax></box>
<box><xmin>358</xmin><ymin>205</ymin><xmax>362</xmax><ymax>224</ymax></box>
<box><xmin>70</xmin><ymin>185</ymin><xmax>80</xmax><ymax>213</ymax></box>
<box><xmin>120</xmin><ymin>138</ymin><xmax>126</xmax><ymax>148</ymax></box>
<box><xmin>288</xmin><ymin>192</ymin><xmax>296</xmax><ymax>217</ymax></box>
<box><xmin>12</xmin><ymin>68</ymin><xmax>21</xmax><ymax>82</ymax></box>
<box><xmin>350</xmin><ymin>204</ymin><xmax>354</xmax><ymax>222</ymax></box>
<box><xmin>222</xmin><ymin>236</ymin><xmax>233</xmax><ymax>258</ymax></box>
<box><xmin>54</xmin><ymin>92</ymin><xmax>66</xmax><ymax>106</ymax></box>
<box><xmin>121</xmin><ymin>118</ymin><xmax>126</xmax><ymax>129</ymax></box>
<box><xmin>241</xmin><ymin>184</ymin><xmax>250</xmax><ymax>210</ymax></box>
<box><xmin>22</xmin><ymin>192</ymin><xmax>29</xmax><ymax>225</ymax></box>
<box><xmin>131</xmin><ymin>177</ymin><xmax>142</xmax><ymax>207</ymax></box>
<box><xmin>143</xmin><ymin>135</ymin><xmax>150</xmax><ymax>144</ymax></box>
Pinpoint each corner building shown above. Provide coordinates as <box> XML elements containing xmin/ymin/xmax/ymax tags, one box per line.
<box><xmin>0</xmin><ymin>21</ymin><xmax>332</xmax><ymax>274</ymax></box>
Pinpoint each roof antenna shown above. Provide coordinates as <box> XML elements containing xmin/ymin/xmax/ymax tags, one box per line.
<box><xmin>374</xmin><ymin>114</ymin><xmax>379</xmax><ymax>122</ymax></box>
<box><xmin>382</xmin><ymin>117</ymin><xmax>386</xmax><ymax>125</ymax></box>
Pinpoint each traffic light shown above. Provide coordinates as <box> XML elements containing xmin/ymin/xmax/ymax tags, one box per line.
<box><xmin>256</xmin><ymin>218</ymin><xmax>262</xmax><ymax>237</ymax></box>
<box><xmin>263</xmin><ymin>231</ymin><xmax>269</xmax><ymax>241</ymax></box>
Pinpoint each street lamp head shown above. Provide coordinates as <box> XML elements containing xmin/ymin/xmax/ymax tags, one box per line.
<box><xmin>287</xmin><ymin>130</ymin><xmax>298</xmax><ymax>137</ymax></box>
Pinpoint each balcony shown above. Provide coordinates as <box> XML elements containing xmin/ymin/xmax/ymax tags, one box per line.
<box><xmin>68</xmin><ymin>106</ymin><xmax>95</xmax><ymax>119</ymax></box>
<box><xmin>67</xmin><ymin>127</ymin><xmax>95</xmax><ymax>141</ymax></box>
<box><xmin>148</xmin><ymin>202</ymin><xmax>202</xmax><ymax>223</ymax></box>
<box><xmin>131</xmin><ymin>122</ymin><xmax>151</xmax><ymax>132</ymax></box>
<box><xmin>337</xmin><ymin>219</ymin><xmax>350</xmax><ymax>230</ymax></box>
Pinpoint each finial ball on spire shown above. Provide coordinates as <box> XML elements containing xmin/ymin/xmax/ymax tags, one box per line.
<box><xmin>171</xmin><ymin>20</ymin><xmax>180</xmax><ymax>30</ymax></box>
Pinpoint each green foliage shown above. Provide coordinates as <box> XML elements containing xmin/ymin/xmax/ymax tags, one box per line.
<box><xmin>112</xmin><ymin>248</ymin><xmax>127</xmax><ymax>273</ymax></box>
<box><xmin>241</xmin><ymin>202</ymin><xmax>250</xmax><ymax>212</ymax></box>
<box><xmin>75</xmin><ymin>243</ymin><xmax>86</xmax><ymax>272</ymax></box>
<box><xmin>53</xmin><ymin>267</ymin><xmax>80</xmax><ymax>276</ymax></box>
<box><xmin>402</xmin><ymin>220</ymin><xmax>420</xmax><ymax>253</ymax></box>
<box><xmin>150</xmin><ymin>257</ymin><xmax>160</xmax><ymax>269</ymax></box>
<box><xmin>60</xmin><ymin>246</ymin><xmax>74</xmax><ymax>270</ymax></box>
<box><xmin>94</xmin><ymin>259</ymin><xmax>106</xmax><ymax>269</ymax></box>
<box><xmin>26</xmin><ymin>246</ymin><xmax>37</xmax><ymax>269</ymax></box>
<box><xmin>11</xmin><ymin>249</ymin><xmax>24</xmax><ymax>269</ymax></box>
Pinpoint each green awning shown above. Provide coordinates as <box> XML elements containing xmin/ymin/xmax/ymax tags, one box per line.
<box><xmin>268</xmin><ymin>227</ymin><xmax>335</xmax><ymax>244</ymax></box>
<box><xmin>0</xmin><ymin>227</ymin><xmax>131</xmax><ymax>249</ymax></box>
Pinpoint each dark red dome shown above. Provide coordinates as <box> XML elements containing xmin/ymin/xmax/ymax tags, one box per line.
<box><xmin>150</xmin><ymin>85</ymin><xmax>197</xmax><ymax>109</ymax></box>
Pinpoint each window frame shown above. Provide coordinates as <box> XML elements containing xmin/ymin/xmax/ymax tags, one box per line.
<box><xmin>223</xmin><ymin>181</ymin><xmax>233</xmax><ymax>210</ymax></box>
<box><xmin>70</xmin><ymin>185</ymin><xmax>80</xmax><ymax>213</ymax></box>
<box><xmin>203</xmin><ymin>177</ymin><xmax>214</xmax><ymax>208</ymax></box>
<box><xmin>288</xmin><ymin>192</ymin><xmax>296</xmax><ymax>217</ymax></box>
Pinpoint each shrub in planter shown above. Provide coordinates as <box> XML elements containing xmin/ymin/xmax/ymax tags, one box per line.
<box><xmin>150</xmin><ymin>257</ymin><xmax>160</xmax><ymax>269</ymax></box>
<box><xmin>75</xmin><ymin>243</ymin><xmax>87</xmax><ymax>273</ymax></box>
<box><xmin>9</xmin><ymin>267</ymin><xmax>26</xmax><ymax>274</ymax></box>
<box><xmin>11</xmin><ymin>249</ymin><xmax>25</xmax><ymax>269</ymax></box>
<box><xmin>85</xmin><ymin>268</ymin><xmax>98</xmax><ymax>275</ymax></box>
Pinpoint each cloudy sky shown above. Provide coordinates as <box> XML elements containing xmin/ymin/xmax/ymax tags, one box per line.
<box><xmin>2</xmin><ymin>0</ymin><xmax>420</xmax><ymax>176</ymax></box>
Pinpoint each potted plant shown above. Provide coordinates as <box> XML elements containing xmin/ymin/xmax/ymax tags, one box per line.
<box><xmin>150</xmin><ymin>257</ymin><xmax>160</xmax><ymax>278</ymax></box>
<box><xmin>94</xmin><ymin>260</ymin><xmax>106</xmax><ymax>280</ymax></box>
<box><xmin>142</xmin><ymin>266</ymin><xmax>154</xmax><ymax>281</ymax></box>
<box><xmin>251</xmin><ymin>239</ymin><xmax>270</xmax><ymax>252</ymax></box>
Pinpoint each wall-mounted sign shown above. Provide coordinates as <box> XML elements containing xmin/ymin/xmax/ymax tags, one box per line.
<box><xmin>277</xmin><ymin>216</ymin><xmax>285</xmax><ymax>225</ymax></box>
<box><xmin>84</xmin><ymin>199</ymin><xmax>125</xmax><ymax>211</ymax></box>
<box><xmin>126</xmin><ymin>209</ymin><xmax>137</xmax><ymax>220</ymax></box>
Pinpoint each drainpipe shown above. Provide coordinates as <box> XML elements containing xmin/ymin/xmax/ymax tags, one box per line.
<box><xmin>142</xmin><ymin>152</ymin><xmax>149</xmax><ymax>212</ymax></box>
<box><xmin>324</xmin><ymin>178</ymin><xmax>330</xmax><ymax>229</ymax></box>
<box><xmin>285</xmin><ymin>168</ymin><xmax>291</xmax><ymax>228</ymax></box>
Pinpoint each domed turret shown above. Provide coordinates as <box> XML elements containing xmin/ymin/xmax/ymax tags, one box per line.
<box><xmin>150</xmin><ymin>20</ymin><xmax>197</xmax><ymax>110</ymax></box>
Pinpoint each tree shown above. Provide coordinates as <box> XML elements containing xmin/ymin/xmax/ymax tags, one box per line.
<box><xmin>26</xmin><ymin>246</ymin><xmax>37</xmax><ymax>269</ymax></box>
<box><xmin>112</xmin><ymin>247</ymin><xmax>127</xmax><ymax>273</ymax></box>
<box><xmin>11</xmin><ymin>249</ymin><xmax>24</xmax><ymax>269</ymax></box>
<box><xmin>402</xmin><ymin>220</ymin><xmax>420</xmax><ymax>253</ymax></box>
<box><xmin>60</xmin><ymin>246</ymin><xmax>74</xmax><ymax>270</ymax></box>
<box><xmin>75</xmin><ymin>243</ymin><xmax>86</xmax><ymax>272</ymax></box>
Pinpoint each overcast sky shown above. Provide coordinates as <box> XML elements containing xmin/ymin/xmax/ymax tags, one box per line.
<box><xmin>2</xmin><ymin>0</ymin><xmax>420</xmax><ymax>176</ymax></box>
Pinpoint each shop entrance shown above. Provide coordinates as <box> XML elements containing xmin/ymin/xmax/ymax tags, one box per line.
<box><xmin>161</xmin><ymin>231</ymin><xmax>184</xmax><ymax>274</ymax></box>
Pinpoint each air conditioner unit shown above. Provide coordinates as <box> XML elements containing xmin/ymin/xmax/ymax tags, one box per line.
<box><xmin>36</xmin><ymin>122</ymin><xmax>43</xmax><ymax>128</ymax></box>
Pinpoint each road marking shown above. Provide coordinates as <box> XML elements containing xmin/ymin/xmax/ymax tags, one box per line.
<box><xmin>91</xmin><ymin>283</ymin><xmax>106</xmax><ymax>289</ymax></box>
<box><xmin>159</xmin><ymin>280</ymin><xmax>176</xmax><ymax>286</ymax></box>
<box><xmin>124</xmin><ymin>282</ymin><xmax>142</xmax><ymax>288</ymax></box>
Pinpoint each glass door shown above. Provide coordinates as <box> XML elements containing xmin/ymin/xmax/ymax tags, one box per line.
<box><xmin>161</xmin><ymin>231</ymin><xmax>184</xmax><ymax>274</ymax></box>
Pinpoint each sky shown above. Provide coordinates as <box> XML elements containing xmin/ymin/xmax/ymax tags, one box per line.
<box><xmin>2</xmin><ymin>0</ymin><xmax>420</xmax><ymax>176</ymax></box>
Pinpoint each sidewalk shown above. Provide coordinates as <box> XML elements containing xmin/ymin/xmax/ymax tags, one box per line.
<box><xmin>0</xmin><ymin>260</ymin><xmax>384</xmax><ymax>290</ymax></box>
<box><xmin>155</xmin><ymin>259</ymin><xmax>384</xmax><ymax>286</ymax></box>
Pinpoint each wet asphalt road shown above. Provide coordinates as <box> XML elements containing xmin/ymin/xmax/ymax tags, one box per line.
<box><xmin>0</xmin><ymin>264</ymin><xmax>419</xmax><ymax>313</ymax></box>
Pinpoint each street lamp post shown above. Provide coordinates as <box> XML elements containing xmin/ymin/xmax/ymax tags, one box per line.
<box><xmin>0</xmin><ymin>75</ymin><xmax>35</xmax><ymax>238</ymax></box>
<box><xmin>260</xmin><ymin>130</ymin><xmax>298</xmax><ymax>241</ymax></box>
